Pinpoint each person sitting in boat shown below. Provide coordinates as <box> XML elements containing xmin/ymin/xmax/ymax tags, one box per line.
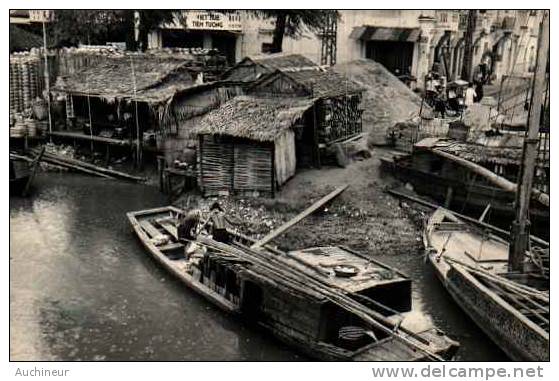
<box><xmin>177</xmin><ymin>210</ymin><xmax>201</xmax><ymax>242</ymax></box>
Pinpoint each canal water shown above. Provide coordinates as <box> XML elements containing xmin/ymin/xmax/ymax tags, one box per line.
<box><xmin>10</xmin><ymin>173</ymin><xmax>508</xmax><ymax>361</ymax></box>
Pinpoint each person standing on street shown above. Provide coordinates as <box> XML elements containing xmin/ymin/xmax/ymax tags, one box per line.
<box><xmin>464</xmin><ymin>82</ymin><xmax>477</xmax><ymax>107</ymax></box>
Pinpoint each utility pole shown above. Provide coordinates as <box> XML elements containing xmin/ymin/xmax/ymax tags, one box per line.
<box><xmin>320</xmin><ymin>12</ymin><xmax>337</xmax><ymax>66</ymax></box>
<box><xmin>461</xmin><ymin>10</ymin><xmax>477</xmax><ymax>81</ymax></box>
<box><xmin>509</xmin><ymin>11</ymin><xmax>549</xmax><ymax>271</ymax></box>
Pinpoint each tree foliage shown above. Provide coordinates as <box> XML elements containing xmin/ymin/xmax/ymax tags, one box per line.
<box><xmin>248</xmin><ymin>10</ymin><xmax>340</xmax><ymax>53</ymax></box>
<box><xmin>48</xmin><ymin>10</ymin><xmax>179</xmax><ymax>51</ymax></box>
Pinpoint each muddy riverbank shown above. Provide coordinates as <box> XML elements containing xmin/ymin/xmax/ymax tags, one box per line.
<box><xmin>10</xmin><ymin>163</ymin><xmax>507</xmax><ymax>361</ymax></box>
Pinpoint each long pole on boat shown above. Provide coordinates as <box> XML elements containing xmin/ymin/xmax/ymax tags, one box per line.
<box><xmin>509</xmin><ymin>11</ymin><xmax>549</xmax><ymax>271</ymax></box>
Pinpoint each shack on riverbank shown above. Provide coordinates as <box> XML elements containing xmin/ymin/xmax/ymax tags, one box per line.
<box><xmin>51</xmin><ymin>53</ymin><xmax>240</xmax><ymax>166</ymax></box>
<box><xmin>194</xmin><ymin>66</ymin><xmax>364</xmax><ymax>197</ymax></box>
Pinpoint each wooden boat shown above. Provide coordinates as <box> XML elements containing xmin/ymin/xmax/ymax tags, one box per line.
<box><xmin>423</xmin><ymin>208</ymin><xmax>549</xmax><ymax>361</ymax></box>
<box><xmin>128</xmin><ymin>205</ymin><xmax>459</xmax><ymax>361</ymax></box>
<box><xmin>9</xmin><ymin>147</ymin><xmax>45</xmax><ymax>196</ymax></box>
<box><xmin>10</xmin><ymin>157</ymin><xmax>31</xmax><ymax>194</ymax></box>
<box><xmin>380</xmin><ymin>149</ymin><xmax>549</xmax><ymax>239</ymax></box>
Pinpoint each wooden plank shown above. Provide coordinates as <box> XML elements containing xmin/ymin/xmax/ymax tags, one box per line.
<box><xmin>159</xmin><ymin>242</ymin><xmax>184</xmax><ymax>252</ymax></box>
<box><xmin>251</xmin><ymin>185</ymin><xmax>349</xmax><ymax>249</ymax></box>
<box><xmin>31</xmin><ymin>148</ymin><xmax>146</xmax><ymax>182</ymax></box>
<box><xmin>138</xmin><ymin>219</ymin><xmax>163</xmax><ymax>239</ymax></box>
<box><xmin>48</xmin><ymin>130</ymin><xmax>133</xmax><ymax>146</ymax></box>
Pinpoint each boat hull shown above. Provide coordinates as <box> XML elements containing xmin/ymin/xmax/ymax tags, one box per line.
<box><xmin>129</xmin><ymin>206</ymin><xmax>459</xmax><ymax>361</ymax></box>
<box><xmin>424</xmin><ymin>209</ymin><xmax>549</xmax><ymax>361</ymax></box>
<box><xmin>382</xmin><ymin>156</ymin><xmax>549</xmax><ymax>239</ymax></box>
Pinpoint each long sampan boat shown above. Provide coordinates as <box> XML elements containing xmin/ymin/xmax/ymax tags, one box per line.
<box><xmin>423</xmin><ymin>208</ymin><xmax>549</xmax><ymax>361</ymax></box>
<box><xmin>128</xmin><ymin>205</ymin><xmax>459</xmax><ymax>361</ymax></box>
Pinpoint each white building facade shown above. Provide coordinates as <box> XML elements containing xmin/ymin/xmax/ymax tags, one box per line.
<box><xmin>148</xmin><ymin>10</ymin><xmax>543</xmax><ymax>88</ymax></box>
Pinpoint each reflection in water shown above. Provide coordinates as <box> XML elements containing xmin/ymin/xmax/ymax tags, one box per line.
<box><xmin>374</xmin><ymin>253</ymin><xmax>508</xmax><ymax>361</ymax></box>
<box><xmin>10</xmin><ymin>174</ymin><xmax>300</xmax><ymax>361</ymax></box>
<box><xmin>10</xmin><ymin>173</ymin><xmax>507</xmax><ymax>361</ymax></box>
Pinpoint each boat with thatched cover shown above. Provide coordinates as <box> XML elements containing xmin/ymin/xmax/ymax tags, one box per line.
<box><xmin>381</xmin><ymin>137</ymin><xmax>549</xmax><ymax>238</ymax></box>
<box><xmin>423</xmin><ymin>208</ymin><xmax>549</xmax><ymax>361</ymax></box>
<box><xmin>128</xmin><ymin>205</ymin><xmax>459</xmax><ymax>361</ymax></box>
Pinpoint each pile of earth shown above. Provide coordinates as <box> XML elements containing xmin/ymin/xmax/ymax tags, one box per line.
<box><xmin>332</xmin><ymin>59</ymin><xmax>430</xmax><ymax>147</ymax></box>
<box><xmin>174</xmin><ymin>149</ymin><xmax>424</xmax><ymax>258</ymax></box>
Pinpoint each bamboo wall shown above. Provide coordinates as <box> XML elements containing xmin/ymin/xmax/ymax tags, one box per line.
<box><xmin>317</xmin><ymin>94</ymin><xmax>363</xmax><ymax>144</ymax></box>
<box><xmin>198</xmin><ymin>135</ymin><xmax>277</xmax><ymax>197</ymax></box>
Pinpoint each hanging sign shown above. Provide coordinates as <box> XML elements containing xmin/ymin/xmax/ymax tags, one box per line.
<box><xmin>29</xmin><ymin>10</ymin><xmax>55</xmax><ymax>23</ymax></box>
<box><xmin>183</xmin><ymin>11</ymin><xmax>242</xmax><ymax>31</ymax></box>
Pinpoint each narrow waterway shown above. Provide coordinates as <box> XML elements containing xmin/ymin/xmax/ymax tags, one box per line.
<box><xmin>10</xmin><ymin>173</ymin><xmax>507</xmax><ymax>361</ymax></box>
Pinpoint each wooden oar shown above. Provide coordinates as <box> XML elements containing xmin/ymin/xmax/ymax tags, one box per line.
<box><xmin>251</xmin><ymin>185</ymin><xmax>348</xmax><ymax>249</ymax></box>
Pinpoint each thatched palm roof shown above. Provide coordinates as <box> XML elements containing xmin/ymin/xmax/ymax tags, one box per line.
<box><xmin>52</xmin><ymin>55</ymin><xmax>200</xmax><ymax>104</ymax></box>
<box><xmin>250</xmin><ymin>53</ymin><xmax>317</xmax><ymax>70</ymax></box>
<box><xmin>249</xmin><ymin>68</ymin><xmax>365</xmax><ymax>99</ymax></box>
<box><xmin>416</xmin><ymin>137</ymin><xmax>549</xmax><ymax>167</ymax></box>
<box><xmin>288</xmin><ymin>69</ymin><xmax>365</xmax><ymax>98</ymax></box>
<box><xmin>193</xmin><ymin>96</ymin><xmax>314</xmax><ymax>142</ymax></box>
<box><xmin>221</xmin><ymin>53</ymin><xmax>319</xmax><ymax>82</ymax></box>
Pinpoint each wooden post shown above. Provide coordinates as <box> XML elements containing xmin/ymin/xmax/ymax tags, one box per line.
<box><xmin>271</xmin><ymin>142</ymin><xmax>276</xmax><ymax>198</ymax></box>
<box><xmin>509</xmin><ymin>12</ymin><xmax>549</xmax><ymax>271</ymax></box>
<box><xmin>157</xmin><ymin>155</ymin><xmax>165</xmax><ymax>192</ymax></box>
<box><xmin>313</xmin><ymin>102</ymin><xmax>321</xmax><ymax>168</ymax></box>
<box><xmin>461</xmin><ymin>10</ymin><xmax>477</xmax><ymax>82</ymax></box>
<box><xmin>444</xmin><ymin>186</ymin><xmax>453</xmax><ymax>208</ymax></box>
<box><xmin>42</xmin><ymin>21</ymin><xmax>53</xmax><ymax>143</ymax></box>
<box><xmin>198</xmin><ymin>134</ymin><xmax>204</xmax><ymax>195</ymax></box>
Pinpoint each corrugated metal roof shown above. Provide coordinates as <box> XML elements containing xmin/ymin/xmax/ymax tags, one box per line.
<box><xmin>349</xmin><ymin>26</ymin><xmax>421</xmax><ymax>42</ymax></box>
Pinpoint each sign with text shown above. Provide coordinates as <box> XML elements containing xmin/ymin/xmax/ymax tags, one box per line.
<box><xmin>184</xmin><ymin>11</ymin><xmax>242</xmax><ymax>32</ymax></box>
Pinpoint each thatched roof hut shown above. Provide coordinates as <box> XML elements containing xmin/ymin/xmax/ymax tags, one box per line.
<box><xmin>195</xmin><ymin>96</ymin><xmax>314</xmax><ymax>197</ymax></box>
<box><xmin>193</xmin><ymin>96</ymin><xmax>314</xmax><ymax>142</ymax></box>
<box><xmin>48</xmin><ymin>54</ymin><xmax>240</xmax><ymax>167</ymax></box>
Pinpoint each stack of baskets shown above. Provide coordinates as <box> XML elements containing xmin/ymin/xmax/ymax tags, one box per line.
<box><xmin>9</xmin><ymin>52</ymin><xmax>42</xmax><ymax>116</ymax></box>
<box><xmin>10</xmin><ymin>117</ymin><xmax>27</xmax><ymax>138</ymax></box>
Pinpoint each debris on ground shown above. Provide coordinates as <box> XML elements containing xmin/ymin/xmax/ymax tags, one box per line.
<box><xmin>172</xmin><ymin>149</ymin><xmax>424</xmax><ymax>258</ymax></box>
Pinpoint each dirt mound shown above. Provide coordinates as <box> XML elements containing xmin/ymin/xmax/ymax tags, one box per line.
<box><xmin>332</xmin><ymin>59</ymin><xmax>428</xmax><ymax>146</ymax></box>
<box><xmin>173</xmin><ymin>150</ymin><xmax>423</xmax><ymax>258</ymax></box>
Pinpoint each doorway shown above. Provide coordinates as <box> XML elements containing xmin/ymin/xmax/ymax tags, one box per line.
<box><xmin>365</xmin><ymin>40</ymin><xmax>414</xmax><ymax>75</ymax></box>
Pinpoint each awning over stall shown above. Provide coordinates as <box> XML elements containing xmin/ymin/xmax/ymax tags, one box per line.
<box><xmin>349</xmin><ymin>26</ymin><xmax>421</xmax><ymax>42</ymax></box>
